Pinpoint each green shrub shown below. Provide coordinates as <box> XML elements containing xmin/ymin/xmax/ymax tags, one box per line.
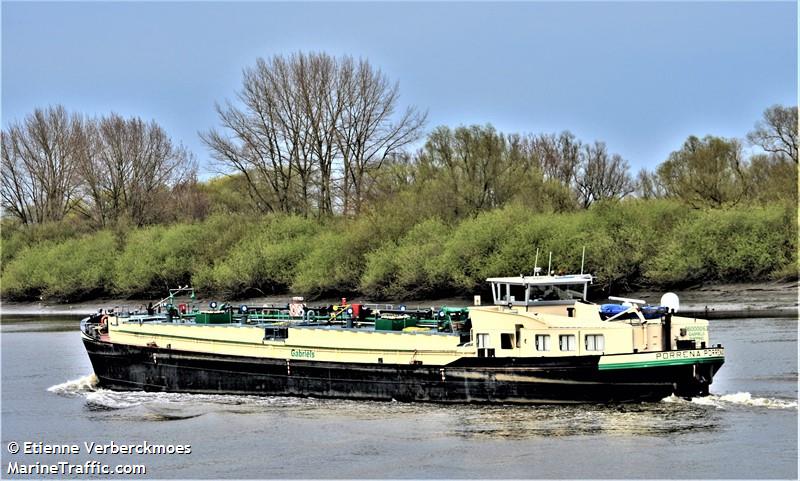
<box><xmin>646</xmin><ymin>204</ymin><xmax>797</xmax><ymax>285</ymax></box>
<box><xmin>1</xmin><ymin>229</ymin><xmax>27</xmax><ymax>267</ymax></box>
<box><xmin>1</xmin><ymin>200</ymin><xmax>795</xmax><ymax>301</ymax></box>
<box><xmin>292</xmin><ymin>215</ymin><xmax>394</xmax><ymax>298</ymax></box>
<box><xmin>432</xmin><ymin>205</ymin><xmax>532</xmax><ymax>293</ymax></box>
<box><xmin>114</xmin><ymin>224</ymin><xmax>202</xmax><ymax>295</ymax></box>
<box><xmin>112</xmin><ymin>214</ymin><xmax>255</xmax><ymax>296</ymax></box>
<box><xmin>1</xmin><ymin>218</ymin><xmax>93</xmax><ymax>267</ymax></box>
<box><xmin>193</xmin><ymin>215</ymin><xmax>320</xmax><ymax>297</ymax></box>
<box><xmin>586</xmin><ymin>200</ymin><xmax>695</xmax><ymax>289</ymax></box>
<box><xmin>2</xmin><ymin>244</ymin><xmax>54</xmax><ymax>299</ymax></box>
<box><xmin>2</xmin><ymin>231</ymin><xmax>117</xmax><ymax>300</ymax></box>
<box><xmin>360</xmin><ymin>218</ymin><xmax>451</xmax><ymax>299</ymax></box>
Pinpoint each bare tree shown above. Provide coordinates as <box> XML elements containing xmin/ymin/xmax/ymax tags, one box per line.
<box><xmin>202</xmin><ymin>58</ymin><xmax>299</xmax><ymax>214</ymax></box>
<box><xmin>747</xmin><ymin>105</ymin><xmax>798</xmax><ymax>163</ymax></box>
<box><xmin>574</xmin><ymin>141</ymin><xmax>635</xmax><ymax>208</ymax></box>
<box><xmin>202</xmin><ymin>52</ymin><xmax>425</xmax><ymax>217</ymax></box>
<box><xmin>80</xmin><ymin>113</ymin><xmax>195</xmax><ymax>226</ymax></box>
<box><xmin>336</xmin><ymin>57</ymin><xmax>426</xmax><ymax>215</ymax></box>
<box><xmin>1</xmin><ymin>106</ymin><xmax>86</xmax><ymax>224</ymax></box>
<box><xmin>298</xmin><ymin>53</ymin><xmax>343</xmax><ymax>216</ymax></box>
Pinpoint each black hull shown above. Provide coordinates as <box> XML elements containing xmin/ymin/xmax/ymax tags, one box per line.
<box><xmin>82</xmin><ymin>335</ymin><xmax>723</xmax><ymax>404</ymax></box>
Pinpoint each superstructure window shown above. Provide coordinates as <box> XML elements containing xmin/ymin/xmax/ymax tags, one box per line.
<box><xmin>559</xmin><ymin>334</ymin><xmax>576</xmax><ymax>351</ymax></box>
<box><xmin>535</xmin><ymin>334</ymin><xmax>550</xmax><ymax>351</ymax></box>
<box><xmin>529</xmin><ymin>284</ymin><xmax>586</xmax><ymax>302</ymax></box>
<box><xmin>585</xmin><ymin>334</ymin><xmax>605</xmax><ymax>351</ymax></box>
<box><xmin>476</xmin><ymin>333</ymin><xmax>490</xmax><ymax>349</ymax></box>
<box><xmin>501</xmin><ymin>333</ymin><xmax>514</xmax><ymax>349</ymax></box>
<box><xmin>507</xmin><ymin>284</ymin><xmax>526</xmax><ymax>304</ymax></box>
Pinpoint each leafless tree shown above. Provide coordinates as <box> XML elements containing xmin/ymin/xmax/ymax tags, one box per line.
<box><xmin>202</xmin><ymin>52</ymin><xmax>425</xmax><ymax>217</ymax></box>
<box><xmin>336</xmin><ymin>57</ymin><xmax>426</xmax><ymax>214</ymax></box>
<box><xmin>747</xmin><ymin>105</ymin><xmax>798</xmax><ymax>163</ymax></box>
<box><xmin>202</xmin><ymin>60</ymin><xmax>297</xmax><ymax>214</ymax></box>
<box><xmin>298</xmin><ymin>53</ymin><xmax>342</xmax><ymax>216</ymax></box>
<box><xmin>1</xmin><ymin>106</ymin><xmax>86</xmax><ymax>224</ymax></box>
<box><xmin>574</xmin><ymin>141</ymin><xmax>635</xmax><ymax>208</ymax></box>
<box><xmin>79</xmin><ymin>113</ymin><xmax>195</xmax><ymax>226</ymax></box>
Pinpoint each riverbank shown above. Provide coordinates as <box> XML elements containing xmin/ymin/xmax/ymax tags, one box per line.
<box><xmin>2</xmin><ymin>280</ymin><xmax>796</xmax><ymax>318</ymax></box>
<box><xmin>2</xmin><ymin>201</ymin><xmax>797</xmax><ymax>304</ymax></box>
<box><xmin>626</xmin><ymin>280</ymin><xmax>798</xmax><ymax>319</ymax></box>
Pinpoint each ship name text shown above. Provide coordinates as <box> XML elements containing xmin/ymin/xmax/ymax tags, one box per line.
<box><xmin>655</xmin><ymin>348</ymin><xmax>723</xmax><ymax>360</ymax></box>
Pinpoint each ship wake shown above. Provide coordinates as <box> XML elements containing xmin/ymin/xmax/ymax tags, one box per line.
<box><xmin>47</xmin><ymin>373</ymin><xmax>319</xmax><ymax>417</ymax></box>
<box><xmin>48</xmin><ymin>376</ymin><xmax>796</xmax><ymax>413</ymax></box>
<box><xmin>663</xmin><ymin>391</ymin><xmax>797</xmax><ymax>410</ymax></box>
<box><xmin>47</xmin><ymin>373</ymin><xmax>100</xmax><ymax>396</ymax></box>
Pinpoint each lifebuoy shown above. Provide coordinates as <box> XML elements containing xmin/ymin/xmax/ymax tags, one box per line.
<box><xmin>100</xmin><ymin>315</ymin><xmax>108</xmax><ymax>326</ymax></box>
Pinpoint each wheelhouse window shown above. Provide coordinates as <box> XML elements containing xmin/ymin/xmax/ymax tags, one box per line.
<box><xmin>535</xmin><ymin>334</ymin><xmax>550</xmax><ymax>351</ymax></box>
<box><xmin>476</xmin><ymin>333</ymin><xmax>490</xmax><ymax>349</ymax></box>
<box><xmin>585</xmin><ymin>334</ymin><xmax>604</xmax><ymax>351</ymax></box>
<box><xmin>507</xmin><ymin>284</ymin><xmax>526</xmax><ymax>304</ymax></box>
<box><xmin>501</xmin><ymin>333</ymin><xmax>514</xmax><ymax>349</ymax></box>
<box><xmin>559</xmin><ymin>334</ymin><xmax>576</xmax><ymax>351</ymax></box>
<box><xmin>528</xmin><ymin>284</ymin><xmax>586</xmax><ymax>302</ymax></box>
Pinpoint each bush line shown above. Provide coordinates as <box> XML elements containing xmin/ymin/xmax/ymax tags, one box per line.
<box><xmin>1</xmin><ymin>200</ymin><xmax>796</xmax><ymax>302</ymax></box>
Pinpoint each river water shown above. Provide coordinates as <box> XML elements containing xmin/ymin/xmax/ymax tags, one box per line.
<box><xmin>1</xmin><ymin>314</ymin><xmax>797</xmax><ymax>479</ymax></box>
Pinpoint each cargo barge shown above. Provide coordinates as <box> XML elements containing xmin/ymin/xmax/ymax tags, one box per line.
<box><xmin>81</xmin><ymin>273</ymin><xmax>724</xmax><ymax>403</ymax></box>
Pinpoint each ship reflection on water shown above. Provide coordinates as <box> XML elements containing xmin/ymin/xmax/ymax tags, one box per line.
<box><xmin>449</xmin><ymin>401</ymin><xmax>723</xmax><ymax>439</ymax></box>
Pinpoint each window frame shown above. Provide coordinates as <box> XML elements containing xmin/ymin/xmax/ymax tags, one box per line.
<box><xmin>535</xmin><ymin>334</ymin><xmax>550</xmax><ymax>351</ymax></box>
<box><xmin>559</xmin><ymin>334</ymin><xmax>576</xmax><ymax>352</ymax></box>
<box><xmin>585</xmin><ymin>334</ymin><xmax>605</xmax><ymax>352</ymax></box>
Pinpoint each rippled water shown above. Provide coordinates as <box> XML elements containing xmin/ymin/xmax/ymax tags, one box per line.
<box><xmin>1</xmin><ymin>314</ymin><xmax>797</xmax><ymax>478</ymax></box>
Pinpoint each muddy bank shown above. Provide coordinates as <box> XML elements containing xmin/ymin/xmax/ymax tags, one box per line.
<box><xmin>625</xmin><ymin>281</ymin><xmax>798</xmax><ymax>319</ymax></box>
<box><xmin>2</xmin><ymin>280</ymin><xmax>796</xmax><ymax>318</ymax></box>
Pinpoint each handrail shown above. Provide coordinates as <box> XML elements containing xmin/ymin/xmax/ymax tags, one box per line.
<box><xmin>154</xmin><ymin>286</ymin><xmax>195</xmax><ymax>308</ymax></box>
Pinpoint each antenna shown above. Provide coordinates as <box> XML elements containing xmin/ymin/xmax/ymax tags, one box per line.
<box><xmin>533</xmin><ymin>248</ymin><xmax>540</xmax><ymax>276</ymax></box>
<box><xmin>581</xmin><ymin>246</ymin><xmax>586</xmax><ymax>275</ymax></box>
<box><xmin>548</xmin><ymin>252</ymin><xmax>552</xmax><ymax>276</ymax></box>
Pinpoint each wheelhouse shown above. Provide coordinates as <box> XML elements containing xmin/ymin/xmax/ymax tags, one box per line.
<box><xmin>486</xmin><ymin>274</ymin><xmax>593</xmax><ymax>307</ymax></box>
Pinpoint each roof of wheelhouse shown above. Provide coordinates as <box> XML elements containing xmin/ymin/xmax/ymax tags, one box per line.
<box><xmin>486</xmin><ymin>274</ymin><xmax>593</xmax><ymax>286</ymax></box>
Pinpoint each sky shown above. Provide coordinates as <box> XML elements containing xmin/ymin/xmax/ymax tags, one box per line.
<box><xmin>2</xmin><ymin>1</ymin><xmax>797</xmax><ymax>178</ymax></box>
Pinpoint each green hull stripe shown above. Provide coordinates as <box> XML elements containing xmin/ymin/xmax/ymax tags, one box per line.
<box><xmin>598</xmin><ymin>357</ymin><xmax>725</xmax><ymax>370</ymax></box>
